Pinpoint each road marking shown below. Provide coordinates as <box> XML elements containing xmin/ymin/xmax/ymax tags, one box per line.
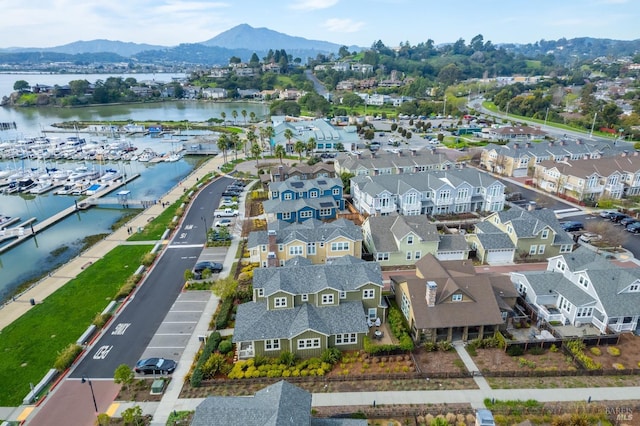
<box><xmin>155</xmin><ymin>333</ymin><xmax>190</xmax><ymax>336</ymax></box>
<box><xmin>170</xmin><ymin>244</ymin><xmax>205</xmax><ymax>249</ymax></box>
<box><xmin>16</xmin><ymin>407</ymin><xmax>34</xmax><ymax>421</ymax></box>
<box><xmin>146</xmin><ymin>346</ymin><xmax>186</xmax><ymax>349</ymax></box>
<box><xmin>111</xmin><ymin>323</ymin><xmax>131</xmax><ymax>335</ymax></box>
<box><xmin>163</xmin><ymin>321</ymin><xmax>199</xmax><ymax>323</ymax></box>
<box><xmin>93</xmin><ymin>345</ymin><xmax>113</xmax><ymax>360</ymax></box>
<box><xmin>169</xmin><ymin>310</ymin><xmax>203</xmax><ymax>313</ymax></box>
<box><xmin>106</xmin><ymin>403</ymin><xmax>120</xmax><ymax>417</ymax></box>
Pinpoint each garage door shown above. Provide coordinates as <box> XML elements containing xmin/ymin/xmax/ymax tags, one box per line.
<box><xmin>436</xmin><ymin>251</ymin><xmax>466</xmax><ymax>261</ymax></box>
<box><xmin>486</xmin><ymin>249</ymin><xmax>514</xmax><ymax>265</ymax></box>
<box><xmin>512</xmin><ymin>168</ymin><xmax>528</xmax><ymax>178</ymax></box>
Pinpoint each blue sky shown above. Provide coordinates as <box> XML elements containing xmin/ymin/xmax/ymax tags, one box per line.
<box><xmin>2</xmin><ymin>0</ymin><xmax>637</xmax><ymax>49</ymax></box>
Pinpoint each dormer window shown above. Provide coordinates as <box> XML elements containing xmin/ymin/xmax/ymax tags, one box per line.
<box><xmin>629</xmin><ymin>284</ymin><xmax>640</xmax><ymax>292</ymax></box>
<box><xmin>257</xmin><ymin>288</ymin><xmax>264</xmax><ymax>297</ymax></box>
<box><xmin>578</xmin><ymin>275</ymin><xmax>589</xmax><ymax>288</ymax></box>
<box><xmin>541</xmin><ymin>229</ymin><xmax>549</xmax><ymax>239</ymax></box>
<box><xmin>407</xmin><ymin>235</ymin><xmax>414</xmax><ymax>245</ymax></box>
<box><xmin>452</xmin><ymin>294</ymin><xmax>462</xmax><ymax>302</ymax></box>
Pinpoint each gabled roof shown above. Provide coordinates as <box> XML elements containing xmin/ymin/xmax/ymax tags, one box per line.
<box><xmin>391</xmin><ymin>254</ymin><xmax>510</xmax><ymax>329</ymax></box>
<box><xmin>537</xmin><ymin>153</ymin><xmax>640</xmax><ymax>179</ymax></box>
<box><xmin>263</xmin><ymin>196</ymin><xmax>338</xmax><ymax>214</ymax></box>
<box><xmin>233</xmin><ymin>300</ymin><xmax>369</xmax><ymax>342</ymax></box>
<box><xmin>365</xmin><ymin>215</ymin><xmax>439</xmax><ymax>252</ymax></box>
<box><xmin>248</xmin><ymin>219</ymin><xmax>362</xmax><ymax>248</ymax></box>
<box><xmin>437</xmin><ymin>234</ymin><xmax>469</xmax><ymax>252</ymax></box>
<box><xmin>253</xmin><ymin>255</ymin><xmax>382</xmax><ymax>296</ymax></box>
<box><xmin>494</xmin><ymin>206</ymin><xmax>573</xmax><ymax>245</ymax></box>
<box><xmin>192</xmin><ymin>380</ymin><xmax>366</xmax><ymax>426</ymax></box>
<box><xmin>268</xmin><ymin>176</ymin><xmax>343</xmax><ymax>194</ymax></box>
<box><xmin>335</xmin><ymin>149</ymin><xmax>450</xmax><ymax>173</ymax></box>
<box><xmin>473</xmin><ymin>221</ymin><xmax>516</xmax><ymax>250</ymax></box>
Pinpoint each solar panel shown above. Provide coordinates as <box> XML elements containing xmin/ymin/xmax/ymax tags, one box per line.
<box><xmin>320</xmin><ymin>202</ymin><xmax>334</xmax><ymax>208</ymax></box>
<box><xmin>317</xmin><ymin>180</ymin><xmax>327</xmax><ymax>185</ymax></box>
<box><xmin>290</xmin><ymin>181</ymin><xmax>304</xmax><ymax>188</ymax></box>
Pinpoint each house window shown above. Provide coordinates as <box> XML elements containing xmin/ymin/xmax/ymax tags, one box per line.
<box><xmin>331</xmin><ymin>242</ymin><xmax>349</xmax><ymax>251</ymax></box>
<box><xmin>578</xmin><ymin>275</ymin><xmax>588</xmax><ymax>288</ymax></box>
<box><xmin>261</xmin><ymin>245</ymin><xmax>266</xmax><ymax>252</ymax></box>
<box><xmin>414</xmin><ymin>251</ymin><xmax>421</xmax><ymax>259</ymax></box>
<box><xmin>271</xmin><ymin>191</ymin><xmax>279</xmax><ymax>199</ymax></box>
<box><xmin>300</xmin><ymin>210</ymin><xmax>313</xmax><ymax>219</ymax></box>
<box><xmin>322</xmin><ymin>294</ymin><xmax>334</xmax><ymax>304</ymax></box>
<box><xmin>284</xmin><ymin>193</ymin><xmax>292</xmax><ymax>200</ymax></box>
<box><xmin>257</xmin><ymin>288</ymin><xmax>264</xmax><ymax>297</ymax></box>
<box><xmin>538</xmin><ymin>245</ymin><xmax>545</xmax><ymax>255</ymax></box>
<box><xmin>452</xmin><ymin>294</ymin><xmax>463</xmax><ymax>302</ymax></box>
<box><xmin>310</xmin><ymin>190</ymin><xmax>318</xmax><ymax>198</ymax></box>
<box><xmin>282</xmin><ymin>212</ymin><xmax>291</xmax><ymax>220</ymax></box>
<box><xmin>297</xmin><ymin>338</ymin><xmax>320</xmax><ymax>349</ymax></box>
<box><xmin>274</xmin><ymin>297</ymin><xmax>287</xmax><ymax>308</ymax></box>
<box><xmin>629</xmin><ymin>284</ymin><xmax>640</xmax><ymax>292</ymax></box>
<box><xmin>407</xmin><ymin>235</ymin><xmax>414</xmax><ymax>245</ymax></box>
<box><xmin>529</xmin><ymin>245</ymin><xmax>537</xmax><ymax>255</ymax></box>
<box><xmin>363</xmin><ymin>289</ymin><xmax>375</xmax><ymax>299</ymax></box>
<box><xmin>406</xmin><ymin>251</ymin><xmax>412</xmax><ymax>260</ymax></box>
<box><xmin>335</xmin><ymin>333</ymin><xmax>357</xmax><ymax>345</ymax></box>
<box><xmin>339</xmin><ymin>291</ymin><xmax>346</xmax><ymax>299</ymax></box>
<box><xmin>301</xmin><ymin>294</ymin><xmax>308</xmax><ymax>302</ymax></box>
<box><xmin>376</xmin><ymin>252</ymin><xmax>389</xmax><ymax>261</ymax></box>
<box><xmin>278</xmin><ymin>244</ymin><xmax>284</xmax><ymax>252</ymax></box>
<box><xmin>319</xmin><ymin>208</ymin><xmax>333</xmax><ymax>216</ymax></box>
<box><xmin>577</xmin><ymin>307</ymin><xmax>594</xmax><ymax>318</ymax></box>
<box><xmin>265</xmin><ymin>339</ymin><xmax>280</xmax><ymax>351</ymax></box>
<box><xmin>560</xmin><ymin>245</ymin><xmax>572</xmax><ymax>253</ymax></box>
<box><xmin>541</xmin><ymin>229</ymin><xmax>549</xmax><ymax>239</ymax></box>
<box><xmin>307</xmin><ymin>243</ymin><xmax>316</xmax><ymax>255</ymax></box>
<box><xmin>401</xmin><ymin>292</ymin><xmax>411</xmax><ymax>320</ymax></box>
<box><xmin>332</xmin><ymin>188</ymin><xmax>341</xmax><ymax>195</ymax></box>
<box><xmin>289</xmin><ymin>245</ymin><xmax>303</xmax><ymax>256</ymax></box>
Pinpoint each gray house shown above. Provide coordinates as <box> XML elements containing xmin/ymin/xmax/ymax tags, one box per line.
<box><xmin>233</xmin><ymin>256</ymin><xmax>385</xmax><ymax>359</ymax></box>
<box><xmin>191</xmin><ymin>380</ymin><xmax>366</xmax><ymax>426</ymax></box>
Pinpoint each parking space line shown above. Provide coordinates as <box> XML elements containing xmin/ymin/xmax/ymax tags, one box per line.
<box><xmin>162</xmin><ymin>321</ymin><xmax>198</xmax><ymax>324</ymax></box>
<box><xmin>146</xmin><ymin>346</ymin><xmax>186</xmax><ymax>349</ymax></box>
<box><xmin>155</xmin><ymin>333</ymin><xmax>190</xmax><ymax>336</ymax></box>
<box><xmin>168</xmin><ymin>310</ymin><xmax>203</xmax><ymax>313</ymax></box>
<box><xmin>106</xmin><ymin>403</ymin><xmax>120</xmax><ymax>417</ymax></box>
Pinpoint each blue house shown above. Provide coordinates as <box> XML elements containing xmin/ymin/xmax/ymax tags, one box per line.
<box><xmin>263</xmin><ymin>176</ymin><xmax>344</xmax><ymax>223</ymax></box>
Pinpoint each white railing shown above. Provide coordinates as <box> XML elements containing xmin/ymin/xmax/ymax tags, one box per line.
<box><xmin>538</xmin><ymin>306</ymin><xmax>565</xmax><ymax>323</ymax></box>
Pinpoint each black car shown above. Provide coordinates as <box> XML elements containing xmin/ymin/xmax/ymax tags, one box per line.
<box><xmin>222</xmin><ymin>189</ymin><xmax>242</xmax><ymax>197</ymax></box>
<box><xmin>134</xmin><ymin>357</ymin><xmax>177</xmax><ymax>374</ymax></box>
<box><xmin>561</xmin><ymin>221</ymin><xmax>584</xmax><ymax>232</ymax></box>
<box><xmin>193</xmin><ymin>261</ymin><xmax>223</xmax><ymax>278</ymax></box>
<box><xmin>608</xmin><ymin>212</ymin><xmax>628</xmax><ymax>223</ymax></box>
<box><xmin>627</xmin><ymin>222</ymin><xmax>640</xmax><ymax>233</ymax></box>
<box><xmin>620</xmin><ymin>216</ymin><xmax>639</xmax><ymax>227</ymax></box>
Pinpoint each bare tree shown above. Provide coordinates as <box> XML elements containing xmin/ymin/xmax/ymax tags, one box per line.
<box><xmin>584</xmin><ymin>221</ymin><xmax>628</xmax><ymax>247</ymax></box>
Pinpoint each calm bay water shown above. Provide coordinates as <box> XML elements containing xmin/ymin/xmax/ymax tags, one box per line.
<box><xmin>0</xmin><ymin>72</ymin><xmax>270</xmax><ymax>301</ymax></box>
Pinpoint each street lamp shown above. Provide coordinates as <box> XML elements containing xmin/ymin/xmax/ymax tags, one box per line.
<box><xmin>81</xmin><ymin>375</ymin><xmax>98</xmax><ymax>414</ymax></box>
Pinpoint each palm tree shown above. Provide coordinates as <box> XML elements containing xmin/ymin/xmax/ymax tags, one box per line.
<box><xmin>283</xmin><ymin>128</ymin><xmax>294</xmax><ymax>154</ymax></box>
<box><xmin>246</xmin><ymin>129</ymin><xmax>258</xmax><ymax>156</ymax></box>
<box><xmin>251</xmin><ymin>143</ymin><xmax>262</xmax><ymax>166</ymax></box>
<box><xmin>306</xmin><ymin>137</ymin><xmax>316</xmax><ymax>156</ymax></box>
<box><xmin>249</xmin><ymin>111</ymin><xmax>256</xmax><ymax>123</ymax></box>
<box><xmin>275</xmin><ymin>144</ymin><xmax>286</xmax><ymax>165</ymax></box>
<box><xmin>230</xmin><ymin>133</ymin><xmax>241</xmax><ymax>161</ymax></box>
<box><xmin>217</xmin><ymin>133</ymin><xmax>229</xmax><ymax>163</ymax></box>
<box><xmin>220</xmin><ymin>111</ymin><xmax>226</xmax><ymax>124</ymax></box>
<box><xmin>231</xmin><ymin>110</ymin><xmax>238</xmax><ymax>124</ymax></box>
<box><xmin>294</xmin><ymin>140</ymin><xmax>305</xmax><ymax>161</ymax></box>
<box><xmin>241</xmin><ymin>109</ymin><xmax>247</xmax><ymax>125</ymax></box>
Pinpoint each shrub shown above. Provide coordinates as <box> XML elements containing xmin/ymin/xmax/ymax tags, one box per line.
<box><xmin>606</xmin><ymin>346</ymin><xmax>621</xmax><ymax>356</ymax></box>
<box><xmin>613</xmin><ymin>363</ymin><xmax>625</xmax><ymax>370</ymax></box>
<box><xmin>550</xmin><ymin>344</ymin><xmax>559</xmax><ymax>352</ymax></box>
<box><xmin>436</xmin><ymin>341</ymin><xmax>453</xmax><ymax>352</ymax></box>
<box><xmin>190</xmin><ymin>368</ymin><xmax>203</xmax><ymax>387</ymax></box>
<box><xmin>590</xmin><ymin>347</ymin><xmax>602</xmax><ymax>356</ymax></box>
<box><xmin>423</xmin><ymin>341</ymin><xmax>437</xmax><ymax>352</ymax></box>
<box><xmin>321</xmin><ymin>347</ymin><xmax>342</xmax><ymax>364</ymax></box>
<box><xmin>92</xmin><ymin>312</ymin><xmax>112</xmax><ymax>328</ymax></box>
<box><xmin>215</xmin><ymin>298</ymin><xmax>234</xmax><ymax>329</ymax></box>
<box><xmin>506</xmin><ymin>345</ymin><xmax>524</xmax><ymax>357</ymax></box>
<box><xmin>54</xmin><ymin>343</ymin><xmax>83</xmax><ymax>372</ymax></box>
<box><xmin>278</xmin><ymin>351</ymin><xmax>297</xmax><ymax>367</ymax></box>
<box><xmin>528</xmin><ymin>346</ymin><xmax>546</xmax><ymax>356</ymax></box>
<box><xmin>218</xmin><ymin>339</ymin><xmax>233</xmax><ymax>354</ymax></box>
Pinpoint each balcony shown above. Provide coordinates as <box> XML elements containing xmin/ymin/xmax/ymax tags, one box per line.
<box><xmin>538</xmin><ymin>305</ymin><xmax>565</xmax><ymax>324</ymax></box>
<box><xmin>435</xmin><ymin>197</ymin><xmax>452</xmax><ymax>206</ymax></box>
<box><xmin>582</xmin><ymin>185</ymin><xmax>604</xmax><ymax>194</ymax></box>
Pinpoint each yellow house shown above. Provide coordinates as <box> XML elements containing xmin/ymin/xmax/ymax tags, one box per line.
<box><xmin>248</xmin><ymin>219</ymin><xmax>363</xmax><ymax>267</ymax></box>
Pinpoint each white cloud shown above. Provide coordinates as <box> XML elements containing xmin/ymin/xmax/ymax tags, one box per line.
<box><xmin>323</xmin><ymin>18</ymin><xmax>365</xmax><ymax>33</ymax></box>
<box><xmin>290</xmin><ymin>0</ymin><xmax>339</xmax><ymax>11</ymax></box>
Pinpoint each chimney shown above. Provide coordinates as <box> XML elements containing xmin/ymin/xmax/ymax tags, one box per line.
<box><xmin>525</xmin><ymin>142</ymin><xmax>531</xmax><ymax>148</ymax></box>
<box><xmin>267</xmin><ymin>230</ymin><xmax>278</xmax><ymax>267</ymax></box>
<box><xmin>513</xmin><ymin>143</ymin><xmax>519</xmax><ymax>149</ymax></box>
<box><xmin>410</xmin><ymin>149</ymin><xmax>416</xmax><ymax>156</ymax></box>
<box><xmin>426</xmin><ymin>281</ymin><xmax>437</xmax><ymax>307</ymax></box>
<box><xmin>278</xmin><ymin>165</ymin><xmax>284</xmax><ymax>181</ymax></box>
<box><xmin>576</xmin><ymin>139</ymin><xmax>582</xmax><ymax>144</ymax></box>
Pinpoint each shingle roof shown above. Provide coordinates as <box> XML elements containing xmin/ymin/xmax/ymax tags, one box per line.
<box><xmin>232</xmin><ymin>300</ymin><xmax>369</xmax><ymax>342</ymax></box>
<box><xmin>263</xmin><ymin>196</ymin><xmax>338</xmax><ymax>214</ymax></box>
<box><xmin>438</xmin><ymin>234</ymin><xmax>469</xmax><ymax>252</ymax></box>
<box><xmin>495</xmin><ymin>206</ymin><xmax>573</xmax><ymax>245</ymax></box>
<box><xmin>538</xmin><ymin>153</ymin><xmax>640</xmax><ymax>179</ymax></box>
<box><xmin>335</xmin><ymin>149</ymin><xmax>451</xmax><ymax>173</ymax></box>
<box><xmin>365</xmin><ymin>215</ymin><xmax>439</xmax><ymax>252</ymax></box>
<box><xmin>248</xmin><ymin>219</ymin><xmax>362</xmax><ymax>249</ymax></box>
<box><xmin>268</xmin><ymin>176</ymin><xmax>343</xmax><ymax>194</ymax></box>
<box><xmin>473</xmin><ymin>221</ymin><xmax>516</xmax><ymax>250</ymax></box>
<box><xmin>253</xmin><ymin>255</ymin><xmax>382</xmax><ymax>296</ymax></box>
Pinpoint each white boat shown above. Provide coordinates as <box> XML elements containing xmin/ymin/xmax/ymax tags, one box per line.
<box><xmin>137</xmin><ymin>148</ymin><xmax>159</xmax><ymax>162</ymax></box>
<box><xmin>67</xmin><ymin>166</ymin><xmax>99</xmax><ymax>182</ymax></box>
<box><xmin>70</xmin><ymin>182</ymin><xmax>91</xmax><ymax>195</ymax></box>
<box><xmin>85</xmin><ymin>183</ymin><xmax>106</xmax><ymax>195</ymax></box>
<box><xmin>98</xmin><ymin>168</ymin><xmax>121</xmax><ymax>184</ymax></box>
<box><xmin>163</xmin><ymin>152</ymin><xmax>182</xmax><ymax>162</ymax></box>
<box><xmin>29</xmin><ymin>180</ymin><xmax>56</xmax><ymax>194</ymax></box>
<box><xmin>0</xmin><ymin>215</ymin><xmax>19</xmax><ymax>229</ymax></box>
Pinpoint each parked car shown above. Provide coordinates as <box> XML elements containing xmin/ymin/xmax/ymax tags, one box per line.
<box><xmin>627</xmin><ymin>222</ymin><xmax>640</xmax><ymax>233</ymax></box>
<box><xmin>578</xmin><ymin>232</ymin><xmax>601</xmax><ymax>243</ymax></box>
<box><xmin>561</xmin><ymin>221</ymin><xmax>584</xmax><ymax>232</ymax></box>
<box><xmin>214</xmin><ymin>219</ymin><xmax>232</xmax><ymax>227</ymax></box>
<box><xmin>608</xmin><ymin>212</ymin><xmax>628</xmax><ymax>223</ymax></box>
<box><xmin>599</xmin><ymin>209</ymin><xmax>618</xmax><ymax>218</ymax></box>
<box><xmin>219</xmin><ymin>197</ymin><xmax>236</xmax><ymax>207</ymax></box>
<box><xmin>192</xmin><ymin>261</ymin><xmax>223</xmax><ymax>278</ymax></box>
<box><xmin>134</xmin><ymin>357</ymin><xmax>177</xmax><ymax>375</ymax></box>
<box><xmin>222</xmin><ymin>189</ymin><xmax>242</xmax><ymax>197</ymax></box>
<box><xmin>620</xmin><ymin>216</ymin><xmax>639</xmax><ymax>227</ymax></box>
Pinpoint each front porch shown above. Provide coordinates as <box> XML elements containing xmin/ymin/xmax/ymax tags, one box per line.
<box><xmin>367</xmin><ymin>322</ymin><xmax>396</xmax><ymax>345</ymax></box>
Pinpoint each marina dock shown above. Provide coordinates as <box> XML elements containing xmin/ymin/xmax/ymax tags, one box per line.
<box><xmin>0</xmin><ymin>173</ymin><xmax>142</xmax><ymax>254</ymax></box>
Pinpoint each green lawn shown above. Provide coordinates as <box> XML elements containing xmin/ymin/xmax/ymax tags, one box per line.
<box><xmin>0</xmin><ymin>245</ymin><xmax>152</xmax><ymax>406</ymax></box>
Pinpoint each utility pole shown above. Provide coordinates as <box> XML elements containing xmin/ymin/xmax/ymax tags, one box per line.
<box><xmin>589</xmin><ymin>112</ymin><xmax>598</xmax><ymax>139</ymax></box>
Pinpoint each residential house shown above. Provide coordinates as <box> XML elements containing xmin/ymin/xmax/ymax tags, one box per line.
<box><xmin>334</xmin><ymin>149</ymin><xmax>453</xmax><ymax>177</ymax></box>
<box><xmin>262</xmin><ymin>176</ymin><xmax>344</xmax><ymax>223</ymax></box>
<box><xmin>233</xmin><ymin>256</ymin><xmax>386</xmax><ymax>359</ymax></box>
<box><xmin>248</xmin><ymin>219</ymin><xmax>363</xmax><ymax>267</ymax></box>
<box><xmin>465</xmin><ymin>221</ymin><xmax>516</xmax><ymax>265</ymax></box>
<box><xmin>533</xmin><ymin>153</ymin><xmax>640</xmax><ymax>202</ymax></box>
<box><xmin>201</xmin><ymin>87</ymin><xmax>227</xmax><ymax>99</ymax></box>
<box><xmin>192</xmin><ymin>380</ymin><xmax>367</xmax><ymax>426</ymax></box>
<box><xmin>261</xmin><ymin>162</ymin><xmax>335</xmax><ymax>184</ymax></box>
<box><xmin>271</xmin><ymin>118</ymin><xmax>360</xmax><ymax>153</ymax></box>
<box><xmin>474</xmin><ymin>206</ymin><xmax>574</xmax><ymax>262</ymax></box>
<box><xmin>511</xmin><ymin>246</ymin><xmax>640</xmax><ymax>333</ymax></box>
<box><xmin>362</xmin><ymin>215</ymin><xmax>468</xmax><ymax>265</ymax></box>
<box><xmin>390</xmin><ymin>254</ymin><xmax>517</xmax><ymax>342</ymax></box>
<box><xmin>351</xmin><ymin>169</ymin><xmax>505</xmax><ymax>216</ymax></box>
<box><xmin>487</xmin><ymin>125</ymin><xmax>546</xmax><ymax>141</ymax></box>
<box><xmin>480</xmin><ymin>139</ymin><xmax>632</xmax><ymax>177</ymax></box>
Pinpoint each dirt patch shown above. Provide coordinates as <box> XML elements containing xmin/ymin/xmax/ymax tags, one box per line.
<box><xmin>324</xmin><ymin>351</ymin><xmax>416</xmax><ymax>377</ymax></box>
<box><xmin>116</xmin><ymin>378</ymin><xmax>166</xmax><ymax>402</ymax></box>
<box><xmin>413</xmin><ymin>347</ymin><xmax>468</xmax><ymax>375</ymax></box>
<box><xmin>473</xmin><ymin>347</ymin><xmax>575</xmax><ymax>373</ymax></box>
<box><xmin>589</xmin><ymin>333</ymin><xmax>640</xmax><ymax>371</ymax></box>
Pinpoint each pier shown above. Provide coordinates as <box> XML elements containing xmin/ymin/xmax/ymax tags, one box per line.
<box><xmin>0</xmin><ymin>173</ymin><xmax>142</xmax><ymax>254</ymax></box>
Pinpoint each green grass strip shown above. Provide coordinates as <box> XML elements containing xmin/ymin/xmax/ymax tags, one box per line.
<box><xmin>0</xmin><ymin>245</ymin><xmax>152</xmax><ymax>406</ymax></box>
